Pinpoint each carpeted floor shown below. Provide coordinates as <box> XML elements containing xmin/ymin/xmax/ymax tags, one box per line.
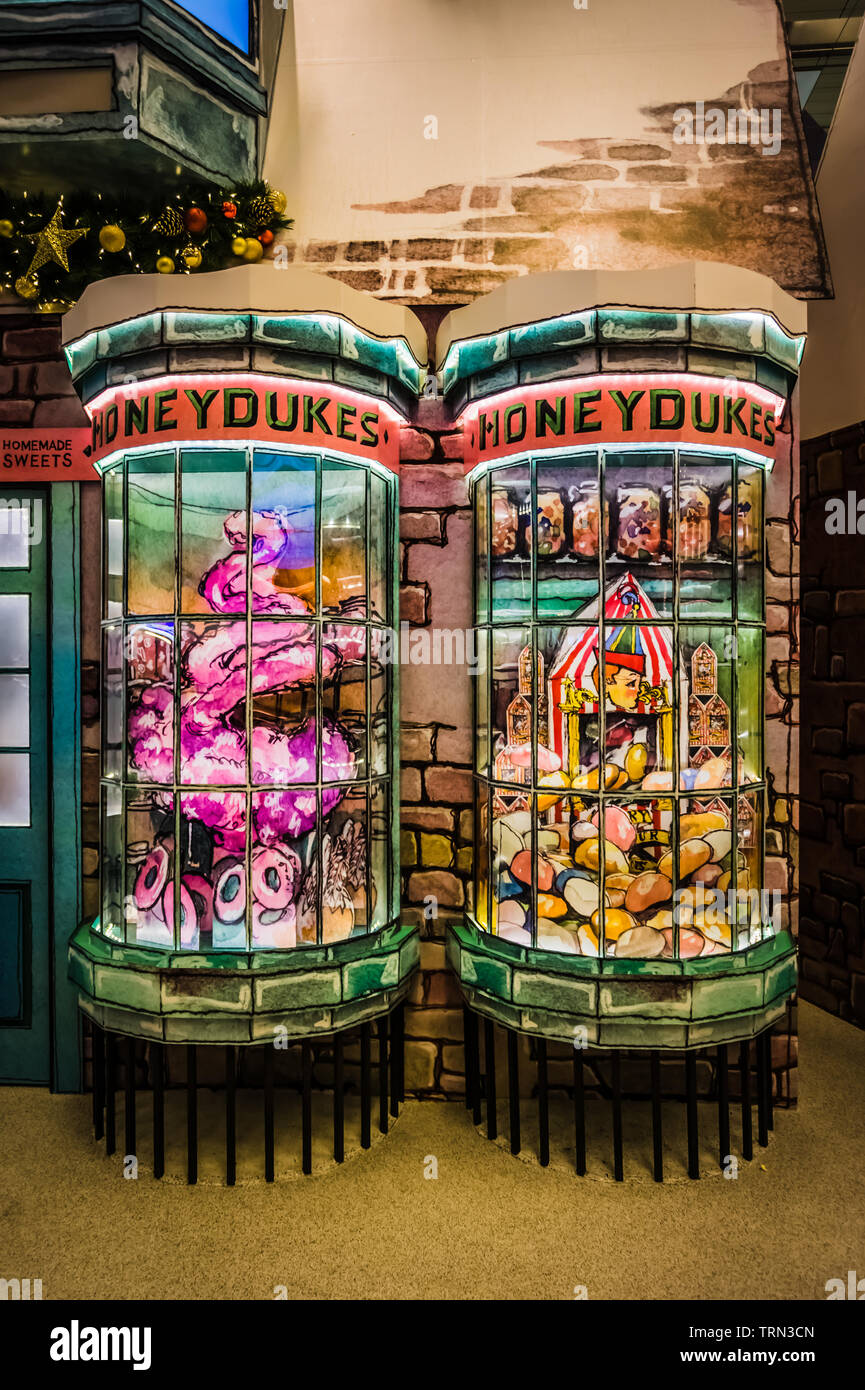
<box><xmin>1</xmin><ymin>1001</ymin><xmax>863</xmax><ymax>1300</ymax></box>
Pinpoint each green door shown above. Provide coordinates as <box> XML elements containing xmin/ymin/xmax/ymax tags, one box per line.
<box><xmin>0</xmin><ymin>487</ymin><xmax>50</xmax><ymax>1084</ymax></box>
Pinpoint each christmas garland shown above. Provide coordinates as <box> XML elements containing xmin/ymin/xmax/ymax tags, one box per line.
<box><xmin>0</xmin><ymin>179</ymin><xmax>292</xmax><ymax>312</ymax></box>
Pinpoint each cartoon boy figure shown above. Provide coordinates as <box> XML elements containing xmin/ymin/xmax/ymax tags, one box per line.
<box><xmin>589</xmin><ymin>625</ymin><xmax>646</xmax><ymax>712</ymax></box>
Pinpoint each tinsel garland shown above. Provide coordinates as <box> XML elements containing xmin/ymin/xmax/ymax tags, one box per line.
<box><xmin>0</xmin><ymin>179</ymin><xmax>292</xmax><ymax>312</ymax></box>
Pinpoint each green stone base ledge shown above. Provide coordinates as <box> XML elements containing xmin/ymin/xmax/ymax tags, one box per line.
<box><xmin>448</xmin><ymin>920</ymin><xmax>796</xmax><ymax>1049</ymax></box>
<box><xmin>69</xmin><ymin>920</ymin><xmax>419</xmax><ymax>1045</ymax></box>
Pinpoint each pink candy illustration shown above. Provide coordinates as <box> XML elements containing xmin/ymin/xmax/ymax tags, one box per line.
<box><xmin>129</xmin><ymin>506</ymin><xmax>365</xmax><ymax>947</ymax></box>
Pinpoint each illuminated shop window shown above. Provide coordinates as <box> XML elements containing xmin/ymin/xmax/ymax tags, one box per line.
<box><xmin>472</xmin><ymin>447</ymin><xmax>767</xmax><ymax>961</ymax></box>
<box><xmin>100</xmin><ymin>445</ymin><xmax>397</xmax><ymax>952</ymax></box>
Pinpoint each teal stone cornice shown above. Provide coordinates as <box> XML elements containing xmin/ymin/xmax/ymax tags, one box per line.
<box><xmin>447</xmin><ymin>920</ymin><xmax>796</xmax><ymax>1049</ymax></box>
<box><xmin>437</xmin><ymin>308</ymin><xmax>804</xmax><ymax>415</ymax></box>
<box><xmin>69</xmin><ymin>919</ymin><xmax>419</xmax><ymax>1044</ymax></box>
<box><xmin>63</xmin><ymin>270</ymin><xmax>426</xmax><ymax>414</ymax></box>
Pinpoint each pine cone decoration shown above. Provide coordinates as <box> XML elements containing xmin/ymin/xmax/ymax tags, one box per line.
<box><xmin>249</xmin><ymin>194</ymin><xmax>273</xmax><ymax>227</ymax></box>
<box><xmin>153</xmin><ymin>206</ymin><xmax>183</xmax><ymax>238</ymax></box>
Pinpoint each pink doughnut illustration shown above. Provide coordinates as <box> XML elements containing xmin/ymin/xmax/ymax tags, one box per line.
<box><xmin>213</xmin><ymin>859</ymin><xmax>247</xmax><ymax>926</ymax></box>
<box><xmin>134</xmin><ymin>844</ymin><xmax>170</xmax><ymax>910</ymax></box>
<box><xmin>252</xmin><ymin>845</ymin><xmax>300</xmax><ymax>912</ymax></box>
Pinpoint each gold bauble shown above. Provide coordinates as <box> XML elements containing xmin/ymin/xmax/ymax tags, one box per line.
<box><xmin>231</xmin><ymin>235</ymin><xmax>247</xmax><ymax>257</ymax></box>
<box><xmin>242</xmin><ymin>237</ymin><xmax>264</xmax><ymax>263</ymax></box>
<box><xmin>98</xmin><ymin>223</ymin><xmax>126</xmax><ymax>253</ymax></box>
<box><xmin>0</xmin><ymin>219</ymin><xmax>13</xmax><ymax>239</ymax></box>
<box><xmin>156</xmin><ymin>255</ymin><xmax>175</xmax><ymax>275</ymax></box>
<box><xmin>181</xmin><ymin>244</ymin><xmax>202</xmax><ymax>269</ymax></box>
<box><xmin>15</xmin><ymin>274</ymin><xmax>39</xmax><ymax>300</ymax></box>
<box><xmin>270</xmin><ymin>189</ymin><xmax>287</xmax><ymax>216</ymax></box>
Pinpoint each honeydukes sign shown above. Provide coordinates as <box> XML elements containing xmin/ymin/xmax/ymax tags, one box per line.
<box><xmin>85</xmin><ymin>373</ymin><xmax>404</xmax><ymax>472</ymax></box>
<box><xmin>461</xmin><ymin>372</ymin><xmax>786</xmax><ymax>471</ymax></box>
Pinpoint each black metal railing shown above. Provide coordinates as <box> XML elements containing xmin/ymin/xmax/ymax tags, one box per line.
<box><xmin>84</xmin><ymin>1006</ymin><xmax>405</xmax><ymax>1184</ymax></box>
<box><xmin>462</xmin><ymin>1006</ymin><xmax>776</xmax><ymax>1181</ymax></box>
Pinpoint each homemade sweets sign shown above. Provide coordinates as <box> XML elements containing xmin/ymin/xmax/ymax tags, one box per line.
<box><xmin>461</xmin><ymin>373</ymin><xmax>786</xmax><ymax>470</ymax></box>
<box><xmin>85</xmin><ymin>373</ymin><xmax>404</xmax><ymax>472</ymax></box>
<box><xmin>1</xmin><ymin>430</ymin><xmax>92</xmax><ymax>480</ymax></box>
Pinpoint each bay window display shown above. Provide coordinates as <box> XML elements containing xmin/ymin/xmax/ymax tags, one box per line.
<box><xmin>473</xmin><ymin>448</ymin><xmax>768</xmax><ymax>961</ymax></box>
<box><xmin>100</xmin><ymin>444</ymin><xmax>397</xmax><ymax>953</ymax></box>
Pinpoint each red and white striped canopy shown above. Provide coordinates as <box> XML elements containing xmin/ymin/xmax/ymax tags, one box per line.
<box><xmin>548</xmin><ymin>573</ymin><xmax>673</xmax><ymax>759</ymax></box>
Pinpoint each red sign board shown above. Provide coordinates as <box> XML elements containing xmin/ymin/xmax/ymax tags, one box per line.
<box><xmin>1</xmin><ymin>430</ymin><xmax>93</xmax><ymax>481</ymax></box>
<box><xmin>460</xmin><ymin>372</ymin><xmax>786</xmax><ymax>472</ymax></box>
<box><xmin>85</xmin><ymin>373</ymin><xmax>404</xmax><ymax>473</ymax></box>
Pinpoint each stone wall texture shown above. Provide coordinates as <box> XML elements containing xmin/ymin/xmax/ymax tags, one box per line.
<box><xmin>799</xmin><ymin>422</ymin><xmax>865</xmax><ymax>1027</ymax></box>
<box><xmin>285</xmin><ymin>61</ymin><xmax>829</xmax><ymax>304</ymax></box>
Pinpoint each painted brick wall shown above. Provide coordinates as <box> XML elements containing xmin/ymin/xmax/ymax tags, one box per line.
<box><xmin>285</xmin><ymin>61</ymin><xmax>828</xmax><ymax>303</ymax></box>
<box><xmin>0</xmin><ymin>314</ymin><xmax>87</xmax><ymax>428</ymax></box>
<box><xmin>799</xmin><ymin>422</ymin><xmax>865</xmax><ymax>1027</ymax></box>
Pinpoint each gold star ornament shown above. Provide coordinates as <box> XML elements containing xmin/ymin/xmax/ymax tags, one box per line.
<box><xmin>25</xmin><ymin>203</ymin><xmax>88</xmax><ymax>275</ymax></box>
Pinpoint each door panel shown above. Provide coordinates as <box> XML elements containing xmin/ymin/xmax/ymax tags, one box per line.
<box><xmin>0</xmin><ymin>487</ymin><xmax>50</xmax><ymax>1083</ymax></box>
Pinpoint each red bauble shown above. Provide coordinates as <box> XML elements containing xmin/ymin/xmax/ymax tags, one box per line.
<box><xmin>184</xmin><ymin>206</ymin><xmax>208</xmax><ymax>235</ymax></box>
<box><xmin>258</xmin><ymin>229</ymin><xmax>274</xmax><ymax>246</ymax></box>
<box><xmin>222</xmin><ymin>200</ymin><xmax>238</xmax><ymax>220</ymax></box>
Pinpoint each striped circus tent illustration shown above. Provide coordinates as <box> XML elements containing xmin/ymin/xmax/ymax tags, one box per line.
<box><xmin>548</xmin><ymin>572</ymin><xmax>674</xmax><ymax>765</ymax></box>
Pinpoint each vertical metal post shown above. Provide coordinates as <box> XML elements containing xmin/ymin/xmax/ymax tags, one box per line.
<box><xmin>686</xmin><ymin>1050</ymin><xmax>700</xmax><ymax>1180</ymax></box>
<box><xmin>739</xmin><ymin>1040</ymin><xmax>753</xmax><ymax>1161</ymax></box>
<box><xmin>537</xmin><ymin>1039</ymin><xmax>550</xmax><ymax>1167</ymax></box>
<box><xmin>463</xmin><ymin>1005</ymin><xmax>479</xmax><ymax>1120</ymax></box>
<box><xmin>766</xmin><ymin>1031</ymin><xmax>774</xmax><ymax>1132</ymax></box>
<box><xmin>333</xmin><ymin>1033</ymin><xmax>345</xmax><ymax>1164</ymax></box>
<box><xmin>152</xmin><ymin>1042</ymin><xmax>164</xmax><ymax>1181</ymax></box>
<box><xmin>301</xmin><ymin>1039</ymin><xmax>312</xmax><ymax>1176</ymax></box>
<box><xmin>717</xmin><ymin>1045</ymin><xmax>730</xmax><ymax>1173</ymax></box>
<box><xmin>186</xmin><ymin>1044</ymin><xmax>197</xmax><ymax>1186</ymax></box>
<box><xmin>105</xmin><ymin>1031</ymin><xmax>116</xmax><ymax>1157</ymax></box>
<box><xmin>651</xmin><ymin>1050</ymin><xmax>663</xmax><ymax>1183</ymax></box>
<box><xmin>757</xmin><ymin>1031</ymin><xmax>769</xmax><ymax>1148</ymax></box>
<box><xmin>611</xmin><ymin>1051</ymin><xmax>623</xmax><ymax>1182</ymax></box>
<box><xmin>360</xmin><ymin>1022</ymin><xmax>371</xmax><ymax>1150</ymax></box>
<box><xmin>124</xmin><ymin>1036</ymin><xmax>136</xmax><ymax>1163</ymax></box>
<box><xmin>573</xmin><ymin>1050</ymin><xmax>586</xmax><ymax>1176</ymax></box>
<box><xmin>507</xmin><ymin>1028</ymin><xmax>520</xmax><ymax>1155</ymax></box>
<box><xmin>389</xmin><ymin>1009</ymin><xmax>400</xmax><ymax>1119</ymax></box>
<box><xmin>225</xmin><ymin>1045</ymin><xmax>236</xmax><ymax>1187</ymax></box>
<box><xmin>395</xmin><ymin>1003</ymin><xmax>405</xmax><ymax>1105</ymax></box>
<box><xmin>377</xmin><ymin>1016</ymin><xmax>388</xmax><ymax>1135</ymax></box>
<box><xmin>484</xmin><ymin>1019</ymin><xmax>497</xmax><ymax>1141</ymax></box>
<box><xmin>264</xmin><ymin>1044</ymin><xmax>275</xmax><ymax>1183</ymax></box>
<box><xmin>92</xmin><ymin>1024</ymin><xmax>105</xmax><ymax>1141</ymax></box>
<box><xmin>471</xmin><ymin>1018</ymin><xmax>483</xmax><ymax>1127</ymax></box>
